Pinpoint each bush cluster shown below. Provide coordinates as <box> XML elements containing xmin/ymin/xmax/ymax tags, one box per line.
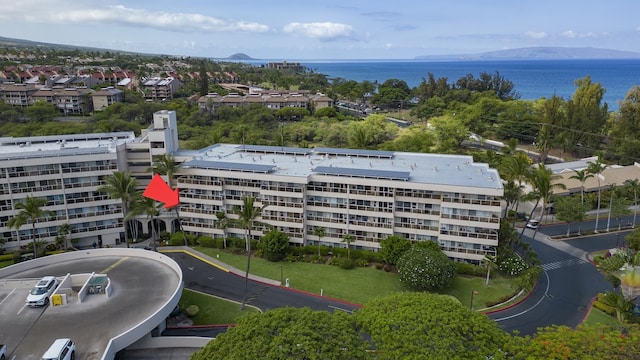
<box><xmin>185</xmin><ymin>305</ymin><xmax>200</xmax><ymax>317</ymax></box>
<box><xmin>593</xmin><ymin>293</ymin><xmax>616</xmax><ymax>316</ymax></box>
<box><xmin>455</xmin><ymin>262</ymin><xmax>490</xmax><ymax>277</ymax></box>
<box><xmin>498</xmin><ymin>254</ymin><xmax>530</xmax><ymax>276</ymax></box>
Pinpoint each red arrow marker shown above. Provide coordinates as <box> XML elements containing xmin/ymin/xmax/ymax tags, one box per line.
<box><xmin>143</xmin><ymin>174</ymin><xmax>180</xmax><ymax>209</ymax></box>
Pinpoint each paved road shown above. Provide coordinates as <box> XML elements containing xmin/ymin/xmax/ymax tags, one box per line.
<box><xmin>487</xmin><ymin>224</ymin><xmax>625</xmax><ymax>335</ymax></box>
<box><xmin>162</xmin><ymin>250</ymin><xmax>361</xmax><ymax>314</ymax></box>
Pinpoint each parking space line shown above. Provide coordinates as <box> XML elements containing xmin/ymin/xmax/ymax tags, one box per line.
<box><xmin>101</xmin><ymin>256</ymin><xmax>130</xmax><ymax>273</ymax></box>
<box><xmin>0</xmin><ymin>288</ymin><xmax>15</xmax><ymax>306</ymax></box>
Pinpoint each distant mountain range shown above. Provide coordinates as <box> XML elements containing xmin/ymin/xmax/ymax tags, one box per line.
<box><xmin>2</xmin><ymin>35</ymin><xmax>640</xmax><ymax>61</ymax></box>
<box><xmin>415</xmin><ymin>47</ymin><xmax>640</xmax><ymax>60</ymax></box>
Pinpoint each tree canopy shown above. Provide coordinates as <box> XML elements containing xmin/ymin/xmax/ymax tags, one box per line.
<box><xmin>356</xmin><ymin>292</ymin><xmax>509</xmax><ymax>360</ymax></box>
<box><xmin>191</xmin><ymin>307</ymin><xmax>370</xmax><ymax>360</ymax></box>
<box><xmin>397</xmin><ymin>244</ymin><xmax>457</xmax><ymax>291</ymax></box>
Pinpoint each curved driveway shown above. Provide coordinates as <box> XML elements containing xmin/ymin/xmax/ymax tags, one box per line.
<box><xmin>162</xmin><ymin>250</ymin><xmax>361</xmax><ymax>314</ymax></box>
<box><xmin>487</xmin><ymin>222</ymin><xmax>627</xmax><ymax>335</ymax></box>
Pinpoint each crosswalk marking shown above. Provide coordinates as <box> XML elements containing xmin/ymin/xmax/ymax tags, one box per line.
<box><xmin>541</xmin><ymin>258</ymin><xmax>588</xmax><ymax>271</ymax></box>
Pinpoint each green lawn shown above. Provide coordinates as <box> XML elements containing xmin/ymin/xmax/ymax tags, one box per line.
<box><xmin>195</xmin><ymin>247</ymin><xmax>401</xmax><ymax>305</ymax></box>
<box><xmin>444</xmin><ymin>275</ymin><xmax>521</xmax><ymax>311</ymax></box>
<box><xmin>192</xmin><ymin>247</ymin><xmax>520</xmax><ymax>307</ymax></box>
<box><xmin>0</xmin><ymin>260</ymin><xmax>12</xmax><ymax>268</ymax></box>
<box><xmin>179</xmin><ymin>288</ymin><xmax>259</xmax><ymax>325</ymax></box>
<box><xmin>583</xmin><ymin>307</ymin><xmax>618</xmax><ymax>327</ymax></box>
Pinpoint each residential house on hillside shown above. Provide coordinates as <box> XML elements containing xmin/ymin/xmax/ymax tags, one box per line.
<box><xmin>92</xmin><ymin>87</ymin><xmax>125</xmax><ymax>111</ymax></box>
<box><xmin>32</xmin><ymin>87</ymin><xmax>94</xmax><ymax>115</ymax></box>
<box><xmin>141</xmin><ymin>76</ymin><xmax>183</xmax><ymax>101</ymax></box>
<box><xmin>0</xmin><ymin>83</ymin><xmax>38</xmax><ymax>107</ymax></box>
<box><xmin>197</xmin><ymin>91</ymin><xmax>334</xmax><ymax>114</ymax></box>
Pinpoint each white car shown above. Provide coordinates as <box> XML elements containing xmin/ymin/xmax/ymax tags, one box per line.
<box><xmin>526</xmin><ymin>219</ymin><xmax>540</xmax><ymax>229</ymax></box>
<box><xmin>26</xmin><ymin>276</ymin><xmax>58</xmax><ymax>307</ymax></box>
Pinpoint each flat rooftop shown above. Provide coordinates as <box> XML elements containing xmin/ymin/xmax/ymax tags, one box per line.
<box><xmin>182</xmin><ymin>144</ymin><xmax>503</xmax><ymax>190</ymax></box>
<box><xmin>0</xmin><ymin>132</ymin><xmax>136</xmax><ymax>159</ymax></box>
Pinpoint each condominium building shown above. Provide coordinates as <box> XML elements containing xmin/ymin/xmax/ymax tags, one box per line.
<box><xmin>177</xmin><ymin>145</ymin><xmax>503</xmax><ymax>262</ymax></box>
<box><xmin>92</xmin><ymin>87</ymin><xmax>125</xmax><ymax>111</ymax></box>
<box><xmin>0</xmin><ymin>110</ymin><xmax>503</xmax><ymax>263</ymax></box>
<box><xmin>141</xmin><ymin>77</ymin><xmax>183</xmax><ymax>101</ymax></box>
<box><xmin>0</xmin><ymin>110</ymin><xmax>179</xmax><ymax>251</ymax></box>
<box><xmin>0</xmin><ymin>132</ymin><xmax>136</xmax><ymax>249</ymax></box>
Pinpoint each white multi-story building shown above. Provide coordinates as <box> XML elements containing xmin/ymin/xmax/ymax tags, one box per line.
<box><xmin>178</xmin><ymin>144</ymin><xmax>503</xmax><ymax>262</ymax></box>
<box><xmin>0</xmin><ymin>110</ymin><xmax>503</xmax><ymax>263</ymax></box>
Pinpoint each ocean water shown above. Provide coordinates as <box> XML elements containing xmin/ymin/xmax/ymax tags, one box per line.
<box><xmin>297</xmin><ymin>59</ymin><xmax>640</xmax><ymax>111</ymax></box>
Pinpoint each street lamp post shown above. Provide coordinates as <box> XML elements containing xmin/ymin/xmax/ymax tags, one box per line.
<box><xmin>470</xmin><ymin>290</ymin><xmax>479</xmax><ymax>310</ymax></box>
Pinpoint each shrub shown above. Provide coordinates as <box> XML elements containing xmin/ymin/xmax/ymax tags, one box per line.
<box><xmin>498</xmin><ymin>254</ymin><xmax>530</xmax><ymax>276</ymax></box>
<box><xmin>197</xmin><ymin>236</ymin><xmax>216</xmax><ymax>248</ymax></box>
<box><xmin>380</xmin><ymin>235</ymin><xmax>411</xmax><ymax>265</ymax></box>
<box><xmin>338</xmin><ymin>258</ymin><xmax>356</xmax><ymax>270</ymax></box>
<box><xmin>169</xmin><ymin>232</ymin><xmax>190</xmax><ymax>246</ymax></box>
<box><xmin>0</xmin><ymin>253</ymin><xmax>14</xmax><ymax>262</ymax></box>
<box><xmin>185</xmin><ymin>305</ymin><xmax>200</xmax><ymax>317</ymax></box>
<box><xmin>356</xmin><ymin>258</ymin><xmax>369</xmax><ymax>267</ymax></box>
<box><xmin>397</xmin><ymin>246</ymin><xmax>457</xmax><ymax>291</ymax></box>
<box><xmin>593</xmin><ymin>300</ymin><xmax>616</xmax><ymax>316</ymax></box>
<box><xmin>12</xmin><ymin>250</ymin><xmax>22</xmax><ymax>263</ymax></box>
<box><xmin>260</xmin><ymin>230</ymin><xmax>290</xmax><ymax>262</ymax></box>
<box><xmin>455</xmin><ymin>262</ymin><xmax>488</xmax><ymax>277</ymax></box>
<box><xmin>514</xmin><ymin>266</ymin><xmax>542</xmax><ymax>290</ymax></box>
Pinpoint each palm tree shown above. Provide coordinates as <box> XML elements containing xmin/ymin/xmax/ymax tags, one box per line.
<box><xmin>499</xmin><ymin>152</ymin><xmax>531</xmax><ymax>218</ymax></box>
<box><xmin>98</xmin><ymin>171</ymin><xmax>137</xmax><ymax>248</ymax></box>
<box><xmin>151</xmin><ymin>153</ymin><xmax>188</xmax><ymax>246</ymax></box>
<box><xmin>625</xmin><ymin>179</ymin><xmax>640</xmax><ymax>228</ymax></box>
<box><xmin>530</xmin><ymin>164</ymin><xmax>566</xmax><ymax>239</ymax></box>
<box><xmin>8</xmin><ymin>196</ymin><xmax>53</xmax><ymax>259</ymax></box>
<box><xmin>570</xmin><ymin>169</ymin><xmax>593</xmax><ymax>206</ymax></box>
<box><xmin>150</xmin><ymin>153</ymin><xmax>178</xmax><ymax>187</ymax></box>
<box><xmin>606</xmin><ymin>184</ymin><xmax>616</xmax><ymax>232</ymax></box>
<box><xmin>313</xmin><ymin>227</ymin><xmax>325</xmax><ymax>257</ymax></box>
<box><xmin>587</xmin><ymin>158</ymin><xmax>607</xmax><ymax>232</ymax></box>
<box><xmin>484</xmin><ymin>255</ymin><xmax>497</xmax><ymax>286</ymax></box>
<box><xmin>215</xmin><ymin>211</ymin><xmax>229</xmax><ymax>249</ymax></box>
<box><xmin>129</xmin><ymin>193</ymin><xmax>162</xmax><ymax>251</ymax></box>
<box><xmin>57</xmin><ymin>223</ymin><xmax>72</xmax><ymax>250</ymax></box>
<box><xmin>342</xmin><ymin>233</ymin><xmax>354</xmax><ymax>260</ymax></box>
<box><xmin>233</xmin><ymin>196</ymin><xmax>267</xmax><ymax>310</ymax></box>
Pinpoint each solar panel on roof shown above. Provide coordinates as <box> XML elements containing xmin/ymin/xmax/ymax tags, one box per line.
<box><xmin>313</xmin><ymin>166</ymin><xmax>410</xmax><ymax>181</ymax></box>
<box><xmin>183</xmin><ymin>159</ymin><xmax>275</xmax><ymax>173</ymax></box>
<box><xmin>0</xmin><ymin>147</ymin><xmax>112</xmax><ymax>161</ymax></box>
<box><xmin>314</xmin><ymin>147</ymin><xmax>394</xmax><ymax>158</ymax></box>
<box><xmin>240</xmin><ymin>144</ymin><xmax>313</xmax><ymax>155</ymax></box>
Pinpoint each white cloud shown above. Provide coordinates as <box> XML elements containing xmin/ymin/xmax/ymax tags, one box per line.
<box><xmin>560</xmin><ymin>30</ymin><xmax>603</xmax><ymax>39</ymax></box>
<box><xmin>524</xmin><ymin>31</ymin><xmax>547</xmax><ymax>39</ymax></box>
<box><xmin>0</xmin><ymin>2</ymin><xmax>269</xmax><ymax>33</ymax></box>
<box><xmin>282</xmin><ymin>22</ymin><xmax>353</xmax><ymax>40</ymax></box>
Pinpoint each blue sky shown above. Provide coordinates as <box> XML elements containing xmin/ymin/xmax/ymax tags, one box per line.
<box><xmin>1</xmin><ymin>0</ymin><xmax>638</xmax><ymax>59</ymax></box>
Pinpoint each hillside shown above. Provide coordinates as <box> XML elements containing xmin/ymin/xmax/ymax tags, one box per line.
<box><xmin>416</xmin><ymin>47</ymin><xmax>640</xmax><ymax>60</ymax></box>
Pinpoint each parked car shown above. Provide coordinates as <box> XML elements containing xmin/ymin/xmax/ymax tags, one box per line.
<box><xmin>26</xmin><ymin>276</ymin><xmax>58</xmax><ymax>307</ymax></box>
<box><xmin>40</xmin><ymin>338</ymin><xmax>75</xmax><ymax>360</ymax></box>
<box><xmin>526</xmin><ymin>219</ymin><xmax>540</xmax><ymax>229</ymax></box>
